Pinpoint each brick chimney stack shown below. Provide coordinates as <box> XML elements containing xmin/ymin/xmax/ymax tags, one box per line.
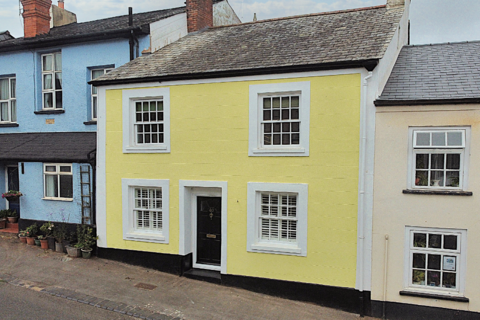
<box><xmin>20</xmin><ymin>0</ymin><xmax>52</xmax><ymax>38</ymax></box>
<box><xmin>58</xmin><ymin>0</ymin><xmax>64</xmax><ymax>9</ymax></box>
<box><xmin>186</xmin><ymin>0</ymin><xmax>213</xmax><ymax>33</ymax></box>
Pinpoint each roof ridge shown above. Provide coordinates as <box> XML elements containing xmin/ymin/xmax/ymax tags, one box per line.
<box><xmin>210</xmin><ymin>4</ymin><xmax>387</xmax><ymax>29</ymax></box>
<box><xmin>405</xmin><ymin>40</ymin><xmax>480</xmax><ymax>48</ymax></box>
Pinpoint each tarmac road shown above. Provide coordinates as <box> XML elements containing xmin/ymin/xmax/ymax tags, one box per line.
<box><xmin>0</xmin><ymin>281</ymin><xmax>133</xmax><ymax>320</ymax></box>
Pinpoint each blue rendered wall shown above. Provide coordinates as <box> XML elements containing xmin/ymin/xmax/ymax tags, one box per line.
<box><xmin>18</xmin><ymin>162</ymin><xmax>92</xmax><ymax>224</ymax></box>
<box><xmin>0</xmin><ymin>36</ymin><xmax>148</xmax><ymax>134</ymax></box>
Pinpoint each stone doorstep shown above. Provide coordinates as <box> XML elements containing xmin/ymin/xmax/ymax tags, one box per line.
<box><xmin>0</xmin><ymin>274</ymin><xmax>181</xmax><ymax>320</ymax></box>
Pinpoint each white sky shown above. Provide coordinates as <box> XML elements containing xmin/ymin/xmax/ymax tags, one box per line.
<box><xmin>0</xmin><ymin>0</ymin><xmax>479</xmax><ymax>45</ymax></box>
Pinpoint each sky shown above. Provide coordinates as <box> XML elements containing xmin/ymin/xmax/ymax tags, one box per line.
<box><xmin>1</xmin><ymin>0</ymin><xmax>479</xmax><ymax>45</ymax></box>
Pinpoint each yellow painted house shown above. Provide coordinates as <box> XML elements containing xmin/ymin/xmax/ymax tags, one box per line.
<box><xmin>92</xmin><ymin>0</ymin><xmax>409</xmax><ymax>315</ymax></box>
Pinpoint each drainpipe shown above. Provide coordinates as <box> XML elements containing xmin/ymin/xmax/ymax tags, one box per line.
<box><xmin>129</xmin><ymin>7</ymin><xmax>134</xmax><ymax>61</ymax></box>
<box><xmin>382</xmin><ymin>234</ymin><xmax>389</xmax><ymax>319</ymax></box>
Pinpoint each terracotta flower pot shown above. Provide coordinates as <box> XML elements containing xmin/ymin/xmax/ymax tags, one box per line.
<box><xmin>40</xmin><ymin>239</ymin><xmax>49</xmax><ymax>249</ymax></box>
<box><xmin>7</xmin><ymin>217</ymin><xmax>18</xmax><ymax>223</ymax></box>
<box><xmin>26</xmin><ymin>237</ymin><xmax>35</xmax><ymax>245</ymax></box>
<box><xmin>19</xmin><ymin>236</ymin><xmax>27</xmax><ymax>243</ymax></box>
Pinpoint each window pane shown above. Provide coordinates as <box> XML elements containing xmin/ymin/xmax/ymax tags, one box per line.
<box><xmin>415</xmin><ymin>154</ymin><xmax>429</xmax><ymax>169</ymax></box>
<box><xmin>447</xmin><ymin>132</ymin><xmax>463</xmax><ymax>146</ymax></box>
<box><xmin>445</xmin><ymin>171</ymin><xmax>460</xmax><ymax>187</ymax></box>
<box><xmin>59</xmin><ymin>175</ymin><xmax>73</xmax><ymax>198</ymax></box>
<box><xmin>263</xmin><ymin>97</ymin><xmax>271</xmax><ymax>109</ymax></box>
<box><xmin>45</xmin><ymin>175</ymin><xmax>58</xmax><ymax>197</ymax></box>
<box><xmin>412</xmin><ymin>270</ymin><xmax>425</xmax><ymax>285</ymax></box>
<box><xmin>92</xmin><ymin>69</ymin><xmax>104</xmax><ymax>79</ymax></box>
<box><xmin>428</xmin><ymin>234</ymin><xmax>442</xmax><ymax>248</ymax></box>
<box><xmin>281</xmin><ymin>97</ymin><xmax>289</xmax><ymax>108</ymax></box>
<box><xmin>43</xmin><ymin>74</ymin><xmax>52</xmax><ymax>90</ymax></box>
<box><xmin>0</xmin><ymin>79</ymin><xmax>8</xmax><ymax>99</ymax></box>
<box><xmin>45</xmin><ymin>165</ymin><xmax>56</xmax><ymax>172</ymax></box>
<box><xmin>412</xmin><ymin>253</ymin><xmax>425</xmax><ymax>268</ymax></box>
<box><xmin>415</xmin><ymin>171</ymin><xmax>428</xmax><ymax>186</ymax></box>
<box><xmin>55</xmin><ymin>72</ymin><xmax>62</xmax><ymax>89</ymax></box>
<box><xmin>55</xmin><ymin>91</ymin><xmax>62</xmax><ymax>109</ymax></box>
<box><xmin>291</xmin><ymin>108</ymin><xmax>299</xmax><ymax>120</ymax></box>
<box><xmin>443</xmin><ymin>272</ymin><xmax>456</xmax><ymax>289</ymax></box>
<box><xmin>43</xmin><ymin>54</ymin><xmax>53</xmax><ymax>71</ymax></box>
<box><xmin>443</xmin><ymin>235</ymin><xmax>458</xmax><ymax>250</ymax></box>
<box><xmin>427</xmin><ymin>271</ymin><xmax>441</xmax><ymax>287</ymax></box>
<box><xmin>430</xmin><ymin>171</ymin><xmax>444</xmax><ymax>187</ymax></box>
<box><xmin>11</xmin><ymin>100</ymin><xmax>16</xmax><ymax>122</ymax></box>
<box><xmin>10</xmin><ymin>79</ymin><xmax>15</xmax><ymax>98</ymax></box>
<box><xmin>92</xmin><ymin>97</ymin><xmax>98</xmax><ymax>119</ymax></box>
<box><xmin>446</xmin><ymin>154</ymin><xmax>460</xmax><ymax>170</ymax></box>
<box><xmin>291</xmin><ymin>96</ymin><xmax>299</xmax><ymax>108</ymax></box>
<box><xmin>272</xmin><ymin>97</ymin><xmax>280</xmax><ymax>108</ymax></box>
<box><xmin>413</xmin><ymin>233</ymin><xmax>426</xmax><ymax>247</ymax></box>
<box><xmin>0</xmin><ymin>102</ymin><xmax>8</xmax><ymax>121</ymax></box>
<box><xmin>416</xmin><ymin>132</ymin><xmax>430</xmax><ymax>146</ymax></box>
<box><xmin>432</xmin><ymin>132</ymin><xmax>446</xmax><ymax>146</ymax></box>
<box><xmin>263</xmin><ymin>110</ymin><xmax>271</xmax><ymax>120</ymax></box>
<box><xmin>54</xmin><ymin>53</ymin><xmax>62</xmax><ymax>71</ymax></box>
<box><xmin>60</xmin><ymin>166</ymin><xmax>71</xmax><ymax>172</ymax></box>
<box><xmin>430</xmin><ymin>154</ymin><xmax>444</xmax><ymax>169</ymax></box>
<box><xmin>427</xmin><ymin>254</ymin><xmax>441</xmax><ymax>270</ymax></box>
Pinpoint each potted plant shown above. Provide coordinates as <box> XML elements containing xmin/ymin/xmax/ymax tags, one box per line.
<box><xmin>18</xmin><ymin>230</ymin><xmax>27</xmax><ymax>243</ymax></box>
<box><xmin>6</xmin><ymin>210</ymin><xmax>18</xmax><ymax>223</ymax></box>
<box><xmin>78</xmin><ymin>225</ymin><xmax>98</xmax><ymax>259</ymax></box>
<box><xmin>0</xmin><ymin>210</ymin><xmax>6</xmax><ymax>229</ymax></box>
<box><xmin>66</xmin><ymin>228</ymin><xmax>81</xmax><ymax>257</ymax></box>
<box><xmin>34</xmin><ymin>235</ymin><xmax>41</xmax><ymax>246</ymax></box>
<box><xmin>40</xmin><ymin>222</ymin><xmax>55</xmax><ymax>250</ymax></box>
<box><xmin>25</xmin><ymin>223</ymin><xmax>38</xmax><ymax>245</ymax></box>
<box><xmin>37</xmin><ymin>235</ymin><xmax>48</xmax><ymax>249</ymax></box>
<box><xmin>53</xmin><ymin>224</ymin><xmax>67</xmax><ymax>253</ymax></box>
<box><xmin>1</xmin><ymin>190</ymin><xmax>23</xmax><ymax>202</ymax></box>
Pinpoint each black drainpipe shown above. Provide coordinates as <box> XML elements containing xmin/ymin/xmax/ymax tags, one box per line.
<box><xmin>87</xmin><ymin>149</ymin><xmax>97</xmax><ymax>226</ymax></box>
<box><xmin>129</xmin><ymin>7</ymin><xmax>134</xmax><ymax>61</ymax></box>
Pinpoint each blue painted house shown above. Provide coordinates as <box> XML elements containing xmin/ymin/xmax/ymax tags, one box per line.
<box><xmin>0</xmin><ymin>0</ymin><xmax>239</xmax><ymax>229</ymax></box>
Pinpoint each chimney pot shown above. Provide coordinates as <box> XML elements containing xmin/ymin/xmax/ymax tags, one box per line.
<box><xmin>186</xmin><ymin>0</ymin><xmax>213</xmax><ymax>33</ymax></box>
<box><xmin>58</xmin><ymin>0</ymin><xmax>64</xmax><ymax>9</ymax></box>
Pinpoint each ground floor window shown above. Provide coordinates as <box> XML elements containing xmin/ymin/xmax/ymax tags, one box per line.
<box><xmin>405</xmin><ymin>227</ymin><xmax>466</xmax><ymax>296</ymax></box>
<box><xmin>43</xmin><ymin>163</ymin><xmax>73</xmax><ymax>200</ymax></box>
<box><xmin>122</xmin><ymin>178</ymin><xmax>169</xmax><ymax>243</ymax></box>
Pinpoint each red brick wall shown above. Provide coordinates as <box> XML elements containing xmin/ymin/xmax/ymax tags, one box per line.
<box><xmin>21</xmin><ymin>0</ymin><xmax>52</xmax><ymax>38</ymax></box>
<box><xmin>186</xmin><ymin>0</ymin><xmax>213</xmax><ymax>33</ymax></box>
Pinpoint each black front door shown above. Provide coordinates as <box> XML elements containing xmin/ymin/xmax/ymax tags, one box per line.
<box><xmin>6</xmin><ymin>166</ymin><xmax>20</xmax><ymax>215</ymax></box>
<box><xmin>196</xmin><ymin>196</ymin><xmax>221</xmax><ymax>266</ymax></box>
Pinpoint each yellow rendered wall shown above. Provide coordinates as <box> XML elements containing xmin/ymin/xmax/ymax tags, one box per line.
<box><xmin>105</xmin><ymin>74</ymin><xmax>361</xmax><ymax>288</ymax></box>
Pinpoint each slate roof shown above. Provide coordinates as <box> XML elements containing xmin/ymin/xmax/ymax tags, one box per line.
<box><xmin>0</xmin><ymin>7</ymin><xmax>185</xmax><ymax>52</ymax></box>
<box><xmin>0</xmin><ymin>132</ymin><xmax>96</xmax><ymax>162</ymax></box>
<box><xmin>0</xmin><ymin>31</ymin><xmax>14</xmax><ymax>42</ymax></box>
<box><xmin>91</xmin><ymin>5</ymin><xmax>405</xmax><ymax>85</ymax></box>
<box><xmin>375</xmin><ymin>41</ymin><xmax>480</xmax><ymax>106</ymax></box>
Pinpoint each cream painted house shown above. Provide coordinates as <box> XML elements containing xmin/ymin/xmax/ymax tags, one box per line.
<box><xmin>372</xmin><ymin>41</ymin><xmax>480</xmax><ymax>319</ymax></box>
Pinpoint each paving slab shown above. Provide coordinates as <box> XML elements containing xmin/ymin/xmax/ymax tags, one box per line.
<box><xmin>0</xmin><ymin>233</ymin><xmax>377</xmax><ymax>320</ymax></box>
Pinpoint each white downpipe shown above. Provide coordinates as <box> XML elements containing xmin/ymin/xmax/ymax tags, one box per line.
<box><xmin>382</xmin><ymin>234</ymin><xmax>389</xmax><ymax>319</ymax></box>
<box><xmin>357</xmin><ymin>71</ymin><xmax>373</xmax><ymax>293</ymax></box>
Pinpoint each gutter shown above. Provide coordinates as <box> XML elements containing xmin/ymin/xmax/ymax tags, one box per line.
<box><xmin>374</xmin><ymin>98</ymin><xmax>480</xmax><ymax>106</ymax></box>
<box><xmin>90</xmin><ymin>59</ymin><xmax>380</xmax><ymax>86</ymax></box>
<box><xmin>0</xmin><ymin>27</ymin><xmax>147</xmax><ymax>53</ymax></box>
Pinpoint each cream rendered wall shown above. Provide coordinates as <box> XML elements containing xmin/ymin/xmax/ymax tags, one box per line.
<box><xmin>102</xmin><ymin>73</ymin><xmax>362</xmax><ymax>288</ymax></box>
<box><xmin>213</xmin><ymin>0</ymin><xmax>241</xmax><ymax>25</ymax></box>
<box><xmin>372</xmin><ymin>104</ymin><xmax>480</xmax><ymax>312</ymax></box>
<box><xmin>149</xmin><ymin>13</ymin><xmax>188</xmax><ymax>52</ymax></box>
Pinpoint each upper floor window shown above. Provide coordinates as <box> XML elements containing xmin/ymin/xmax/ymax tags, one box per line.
<box><xmin>410</xmin><ymin>128</ymin><xmax>469</xmax><ymax>190</ymax></box>
<box><xmin>91</xmin><ymin>68</ymin><xmax>112</xmax><ymax>120</ymax></box>
<box><xmin>249</xmin><ymin>82</ymin><xmax>310</xmax><ymax>156</ymax></box>
<box><xmin>122</xmin><ymin>87</ymin><xmax>171</xmax><ymax>153</ymax></box>
<box><xmin>0</xmin><ymin>77</ymin><xmax>16</xmax><ymax>123</ymax></box>
<box><xmin>42</xmin><ymin>52</ymin><xmax>62</xmax><ymax>110</ymax></box>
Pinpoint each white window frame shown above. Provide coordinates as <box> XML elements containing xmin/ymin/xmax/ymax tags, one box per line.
<box><xmin>122</xmin><ymin>87</ymin><xmax>171</xmax><ymax>153</ymax></box>
<box><xmin>41</xmin><ymin>52</ymin><xmax>62</xmax><ymax>110</ymax></box>
<box><xmin>0</xmin><ymin>76</ymin><xmax>16</xmax><ymax>123</ymax></box>
<box><xmin>43</xmin><ymin>163</ymin><xmax>73</xmax><ymax>201</ymax></box>
<box><xmin>122</xmin><ymin>178</ymin><xmax>169</xmax><ymax>243</ymax></box>
<box><xmin>249</xmin><ymin>82</ymin><xmax>310</xmax><ymax>156</ymax></box>
<box><xmin>408</xmin><ymin>127</ymin><xmax>470</xmax><ymax>190</ymax></box>
<box><xmin>90</xmin><ymin>68</ymin><xmax>113</xmax><ymax>120</ymax></box>
<box><xmin>247</xmin><ymin>182</ymin><xmax>308</xmax><ymax>256</ymax></box>
<box><xmin>403</xmin><ymin>227</ymin><xmax>467</xmax><ymax>297</ymax></box>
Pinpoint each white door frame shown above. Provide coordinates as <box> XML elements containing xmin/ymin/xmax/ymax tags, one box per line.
<box><xmin>179</xmin><ymin>180</ymin><xmax>228</xmax><ymax>274</ymax></box>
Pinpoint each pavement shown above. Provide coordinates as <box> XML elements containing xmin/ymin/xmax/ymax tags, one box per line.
<box><xmin>0</xmin><ymin>233</ymin><xmax>378</xmax><ymax>320</ymax></box>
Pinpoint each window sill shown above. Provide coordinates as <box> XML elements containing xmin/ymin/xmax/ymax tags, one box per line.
<box><xmin>399</xmin><ymin>290</ymin><xmax>469</xmax><ymax>302</ymax></box>
<box><xmin>250</xmin><ymin>147</ymin><xmax>307</xmax><ymax>157</ymax></box>
<box><xmin>403</xmin><ymin>189</ymin><xmax>473</xmax><ymax>196</ymax></box>
<box><xmin>249</xmin><ymin>243</ymin><xmax>304</xmax><ymax>256</ymax></box>
<box><xmin>42</xmin><ymin>197</ymin><xmax>73</xmax><ymax>202</ymax></box>
<box><xmin>123</xmin><ymin>146</ymin><xmax>169</xmax><ymax>154</ymax></box>
<box><xmin>34</xmin><ymin>109</ymin><xmax>65</xmax><ymax>115</ymax></box>
<box><xmin>124</xmin><ymin>232</ymin><xmax>167</xmax><ymax>244</ymax></box>
<box><xmin>84</xmin><ymin>120</ymin><xmax>97</xmax><ymax>125</ymax></box>
<box><xmin>0</xmin><ymin>123</ymin><xmax>19</xmax><ymax>127</ymax></box>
